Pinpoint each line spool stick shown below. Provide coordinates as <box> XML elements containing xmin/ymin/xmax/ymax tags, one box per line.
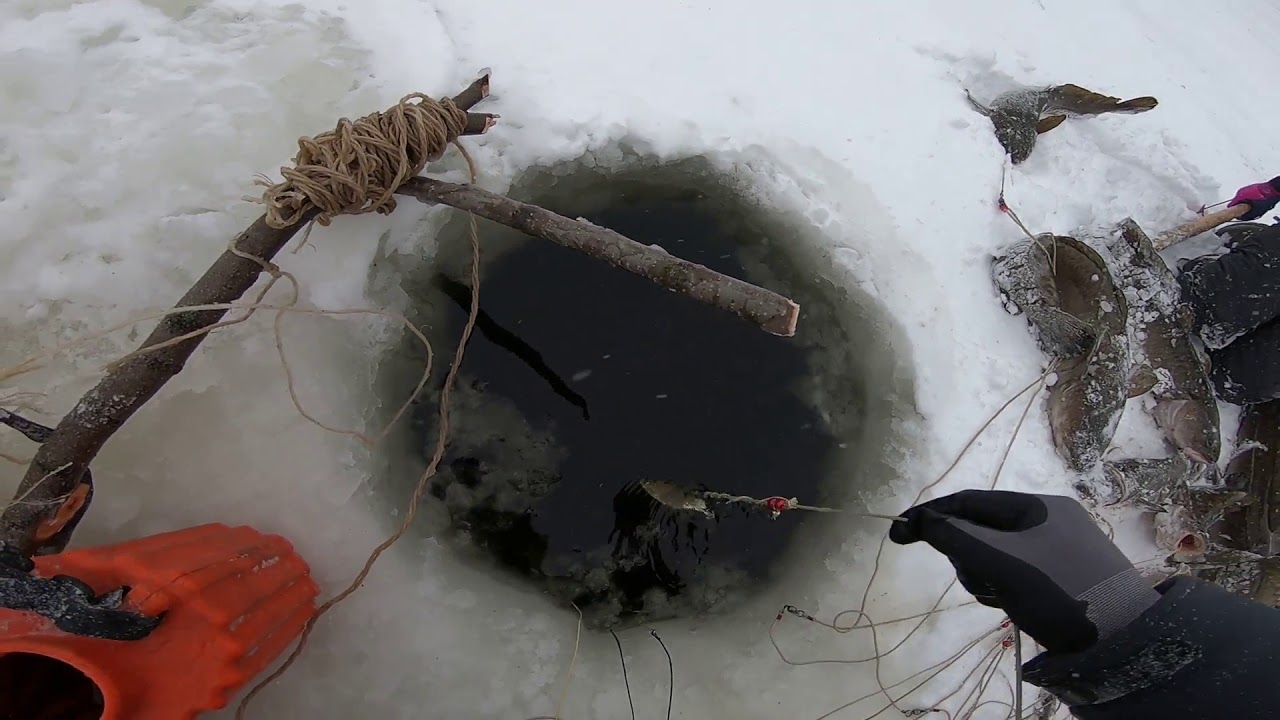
<box><xmin>1154</xmin><ymin>204</ymin><xmax>1250</xmax><ymax>250</ymax></box>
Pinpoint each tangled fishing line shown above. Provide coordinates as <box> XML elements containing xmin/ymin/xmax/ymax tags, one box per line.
<box><xmin>0</xmin><ymin>90</ymin><xmax>1085</xmax><ymax>720</ymax></box>
<box><xmin>532</xmin><ymin>363</ymin><xmax>1063</xmax><ymax>719</ymax></box>
<box><xmin>517</xmin><ymin>161</ymin><xmax>1076</xmax><ymax>719</ymax></box>
<box><xmin>764</xmin><ymin>361</ymin><xmax>1060</xmax><ymax>720</ymax></box>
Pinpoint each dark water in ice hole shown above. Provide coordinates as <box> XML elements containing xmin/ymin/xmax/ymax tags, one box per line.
<box><xmin>407</xmin><ymin>185</ymin><xmax>844</xmax><ymax>628</ymax></box>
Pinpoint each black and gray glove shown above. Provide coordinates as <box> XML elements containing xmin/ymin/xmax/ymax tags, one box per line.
<box><xmin>889</xmin><ymin>490</ymin><xmax>1159</xmax><ymax>654</ymax></box>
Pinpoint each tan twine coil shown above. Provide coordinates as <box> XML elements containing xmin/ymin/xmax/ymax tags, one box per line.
<box><xmin>259</xmin><ymin>93</ymin><xmax>468</xmax><ymax>229</ymax></box>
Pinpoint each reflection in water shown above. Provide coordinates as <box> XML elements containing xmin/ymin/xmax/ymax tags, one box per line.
<box><xmin>608</xmin><ymin>480</ymin><xmax>712</xmax><ymax>594</ymax></box>
<box><xmin>409</xmin><ymin>180</ymin><xmax>845</xmax><ymax>629</ymax></box>
<box><xmin>437</xmin><ymin>276</ymin><xmax>591</xmax><ymax>421</ymax></box>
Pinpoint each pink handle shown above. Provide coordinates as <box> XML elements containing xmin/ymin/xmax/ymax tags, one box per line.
<box><xmin>1231</xmin><ymin>182</ymin><xmax>1280</xmax><ymax>206</ymax></box>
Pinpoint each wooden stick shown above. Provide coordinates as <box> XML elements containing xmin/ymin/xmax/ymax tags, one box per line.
<box><xmin>451</xmin><ymin>72</ymin><xmax>490</xmax><ymax>110</ymax></box>
<box><xmin>457</xmin><ymin>73</ymin><xmax>497</xmax><ymax>136</ymax></box>
<box><xmin>1154</xmin><ymin>204</ymin><xmax>1251</xmax><ymax>250</ymax></box>
<box><xmin>0</xmin><ymin>77</ymin><xmax>495</xmax><ymax>555</ymax></box>
<box><xmin>398</xmin><ymin>178</ymin><xmax>802</xmax><ymax>337</ymax></box>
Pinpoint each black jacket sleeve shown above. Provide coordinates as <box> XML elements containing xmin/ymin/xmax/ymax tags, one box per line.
<box><xmin>1022</xmin><ymin>577</ymin><xmax>1280</xmax><ymax>719</ymax></box>
<box><xmin>1179</xmin><ymin>222</ymin><xmax>1280</xmax><ymax>344</ymax></box>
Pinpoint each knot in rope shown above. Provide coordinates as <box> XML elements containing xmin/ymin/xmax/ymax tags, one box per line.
<box><xmin>259</xmin><ymin>93</ymin><xmax>468</xmax><ymax>229</ymax></box>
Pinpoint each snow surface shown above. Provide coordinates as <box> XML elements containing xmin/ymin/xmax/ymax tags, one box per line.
<box><xmin>2</xmin><ymin>0</ymin><xmax>1277</xmax><ymax>717</ymax></box>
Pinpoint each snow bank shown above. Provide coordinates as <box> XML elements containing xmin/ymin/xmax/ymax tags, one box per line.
<box><xmin>2</xmin><ymin>0</ymin><xmax>1277</xmax><ymax>717</ymax></box>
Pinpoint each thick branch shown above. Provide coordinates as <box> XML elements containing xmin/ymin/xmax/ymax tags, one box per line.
<box><xmin>458</xmin><ymin>73</ymin><xmax>496</xmax><ymax>136</ymax></box>
<box><xmin>399</xmin><ymin>178</ymin><xmax>801</xmax><ymax>337</ymax></box>
<box><xmin>1154</xmin><ymin>204</ymin><xmax>1251</xmax><ymax>250</ymax></box>
<box><xmin>463</xmin><ymin>113</ymin><xmax>498</xmax><ymax>136</ymax></box>
<box><xmin>452</xmin><ymin>72</ymin><xmax>490</xmax><ymax>110</ymax></box>
<box><xmin>0</xmin><ymin>77</ymin><xmax>494</xmax><ymax>555</ymax></box>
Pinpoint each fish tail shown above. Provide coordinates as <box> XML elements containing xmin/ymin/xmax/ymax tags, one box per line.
<box><xmin>1046</xmin><ymin>84</ymin><xmax>1158</xmax><ymax>116</ymax></box>
<box><xmin>1113</xmin><ymin>96</ymin><xmax>1158</xmax><ymax>113</ymax></box>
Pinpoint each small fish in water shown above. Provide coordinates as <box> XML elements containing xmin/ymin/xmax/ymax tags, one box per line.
<box><xmin>992</xmin><ymin>235</ymin><xmax>1097</xmax><ymax>359</ymax></box>
<box><xmin>638</xmin><ymin>480</ymin><xmax>854</xmax><ymax>522</ymax></box>
<box><xmin>639</xmin><ymin>479</ymin><xmax>714</xmax><ymax>518</ymax></box>
<box><xmin>966</xmin><ymin>84</ymin><xmax>1158</xmax><ymax>163</ymax></box>
<box><xmin>994</xmin><ymin>234</ymin><xmax>1130</xmax><ymax>471</ymax></box>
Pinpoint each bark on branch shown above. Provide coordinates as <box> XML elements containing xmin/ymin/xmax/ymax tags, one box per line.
<box><xmin>398</xmin><ymin>178</ymin><xmax>801</xmax><ymax>337</ymax></box>
<box><xmin>1154</xmin><ymin>204</ymin><xmax>1251</xmax><ymax>250</ymax></box>
<box><xmin>458</xmin><ymin>73</ymin><xmax>497</xmax><ymax>136</ymax></box>
<box><xmin>0</xmin><ymin>70</ymin><xmax>802</xmax><ymax>555</ymax></box>
<box><xmin>0</xmin><ymin>74</ymin><xmax>495</xmax><ymax>555</ymax></box>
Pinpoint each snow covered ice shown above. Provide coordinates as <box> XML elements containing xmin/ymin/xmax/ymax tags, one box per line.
<box><xmin>2</xmin><ymin>0</ymin><xmax>1278</xmax><ymax>717</ymax></box>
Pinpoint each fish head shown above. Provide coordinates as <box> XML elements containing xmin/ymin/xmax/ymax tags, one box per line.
<box><xmin>1153</xmin><ymin>398</ymin><xmax>1219</xmax><ymax>465</ymax></box>
<box><xmin>1153</xmin><ymin>505</ymin><xmax>1204</xmax><ymax>562</ymax></box>
<box><xmin>987</xmin><ymin>90</ymin><xmax>1051</xmax><ymax>162</ymax></box>
<box><xmin>992</xmin><ymin>113</ymin><xmax>1040</xmax><ymax>163</ymax></box>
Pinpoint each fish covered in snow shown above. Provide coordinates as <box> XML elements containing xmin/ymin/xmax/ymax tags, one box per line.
<box><xmin>1193</xmin><ymin>551</ymin><xmax>1280</xmax><ymax>608</ymax></box>
<box><xmin>1222</xmin><ymin>400</ymin><xmax>1280</xmax><ymax>556</ymax></box>
<box><xmin>1102</xmin><ymin>455</ymin><xmax>1217</xmax><ymax>512</ymax></box>
<box><xmin>991</xmin><ymin>235</ymin><xmax>1097</xmax><ymax>358</ymax></box>
<box><xmin>1153</xmin><ymin>484</ymin><xmax>1249</xmax><ymax>563</ymax></box>
<box><xmin>1186</xmin><ymin>401</ymin><xmax>1280</xmax><ymax>605</ymax></box>
<box><xmin>993</xmin><ymin>234</ymin><xmax>1131</xmax><ymax>471</ymax></box>
<box><xmin>965</xmin><ymin>84</ymin><xmax>1158</xmax><ymax>163</ymax></box>
<box><xmin>1152</xmin><ymin>399</ymin><xmax>1219</xmax><ymax>466</ymax></box>
<box><xmin>1086</xmin><ymin>219</ymin><xmax>1222</xmax><ymax>465</ymax></box>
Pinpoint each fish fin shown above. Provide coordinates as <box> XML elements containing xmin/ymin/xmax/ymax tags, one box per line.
<box><xmin>1036</xmin><ymin>114</ymin><xmax>1067</xmax><ymax>134</ymax></box>
<box><xmin>1114</xmin><ymin>96</ymin><xmax>1158</xmax><ymax>113</ymax></box>
<box><xmin>1182</xmin><ymin>448</ymin><xmax>1212</xmax><ymax>465</ymax></box>
<box><xmin>1128</xmin><ymin>364</ymin><xmax>1158</xmax><ymax>398</ymax></box>
<box><xmin>1046</xmin><ymin>84</ymin><xmax>1157</xmax><ymax>116</ymax></box>
<box><xmin>964</xmin><ymin>89</ymin><xmax>992</xmax><ymax>116</ymax></box>
<box><xmin>1036</xmin><ymin>308</ymin><xmax>1096</xmax><ymax>358</ymax></box>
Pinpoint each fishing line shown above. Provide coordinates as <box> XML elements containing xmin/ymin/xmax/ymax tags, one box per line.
<box><xmin>929</xmin><ymin>628</ymin><xmax>1009</xmax><ymax>718</ymax></box>
<box><xmin>812</xmin><ymin>626</ymin><xmax>1004</xmax><ymax>720</ymax></box>
<box><xmin>868</xmin><ymin>365</ymin><xmax>1049</xmax><ymax>716</ymax></box>
<box><xmin>997</xmin><ymin>158</ymin><xmax>1058</xmax><ymax>274</ymax></box>
<box><xmin>609</xmin><ymin>629</ymin><xmax>636</xmax><ymax>720</ymax></box>
<box><xmin>771</xmin><ymin>363</ymin><xmax>1054</xmax><ymax>719</ymax></box>
<box><xmin>650</xmin><ymin>630</ymin><xmax>674</xmax><ymax>720</ymax></box>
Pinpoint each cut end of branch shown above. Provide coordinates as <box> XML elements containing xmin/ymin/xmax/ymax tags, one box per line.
<box><xmin>462</xmin><ymin>112</ymin><xmax>499</xmax><ymax>137</ymax></box>
<box><xmin>453</xmin><ymin>71</ymin><xmax>492</xmax><ymax>111</ymax></box>
<box><xmin>768</xmin><ymin>300</ymin><xmax>801</xmax><ymax>337</ymax></box>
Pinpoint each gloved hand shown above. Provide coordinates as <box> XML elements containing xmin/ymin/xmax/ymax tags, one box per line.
<box><xmin>1229</xmin><ymin>178</ymin><xmax>1280</xmax><ymax>221</ymax></box>
<box><xmin>889</xmin><ymin>490</ymin><xmax>1159</xmax><ymax>654</ymax></box>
